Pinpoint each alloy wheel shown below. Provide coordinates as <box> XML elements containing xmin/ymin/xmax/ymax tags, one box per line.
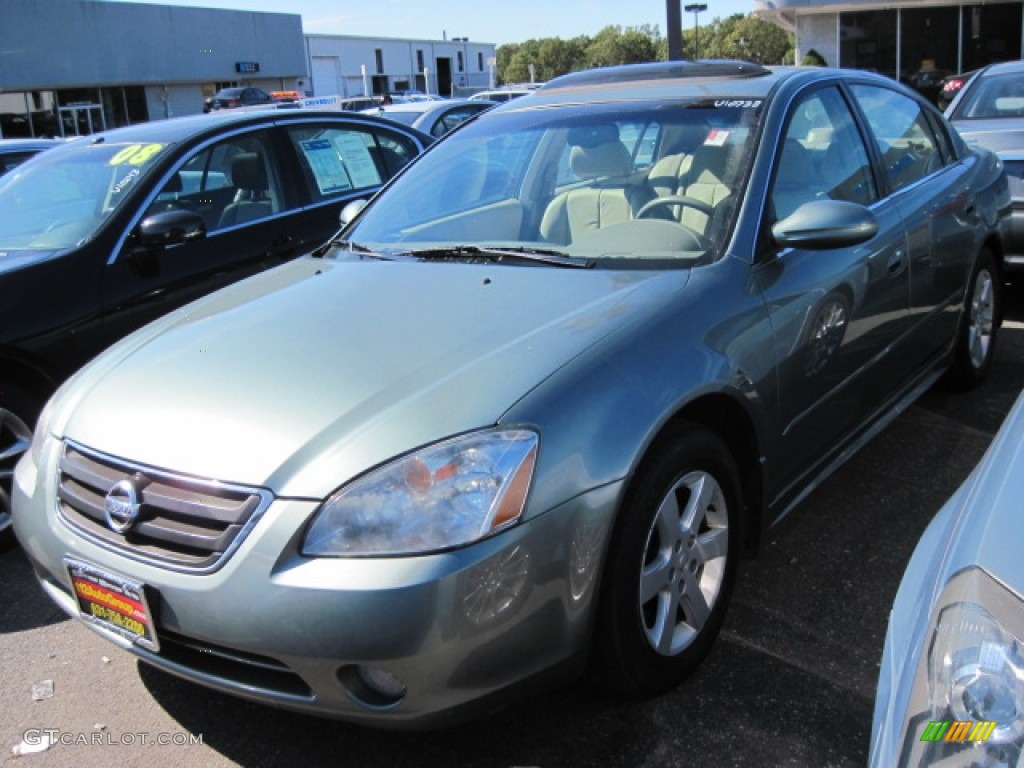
<box><xmin>639</xmin><ymin>469</ymin><xmax>729</xmax><ymax>656</ymax></box>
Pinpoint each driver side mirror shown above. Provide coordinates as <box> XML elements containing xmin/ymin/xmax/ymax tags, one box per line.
<box><xmin>131</xmin><ymin>209</ymin><xmax>206</xmax><ymax>277</ymax></box>
<box><xmin>137</xmin><ymin>209</ymin><xmax>207</xmax><ymax>248</ymax></box>
<box><xmin>772</xmin><ymin>200</ymin><xmax>878</xmax><ymax>250</ymax></box>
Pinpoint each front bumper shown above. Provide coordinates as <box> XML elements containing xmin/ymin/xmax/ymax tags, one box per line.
<box><xmin>13</xmin><ymin>436</ymin><xmax>619</xmax><ymax>728</ymax></box>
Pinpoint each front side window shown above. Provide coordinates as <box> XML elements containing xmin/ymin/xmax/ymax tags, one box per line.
<box><xmin>851</xmin><ymin>84</ymin><xmax>944</xmax><ymax>193</ymax></box>
<box><xmin>346</xmin><ymin>100</ymin><xmax>764</xmax><ymax>266</ymax></box>
<box><xmin>771</xmin><ymin>86</ymin><xmax>877</xmax><ymax>220</ymax></box>
<box><xmin>0</xmin><ymin>140</ymin><xmax>168</xmax><ymax>250</ymax></box>
<box><xmin>147</xmin><ymin>130</ymin><xmax>282</xmax><ymax>233</ymax></box>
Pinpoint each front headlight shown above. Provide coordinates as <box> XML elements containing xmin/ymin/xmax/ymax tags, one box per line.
<box><xmin>302</xmin><ymin>428</ymin><xmax>538</xmax><ymax>556</ymax></box>
<box><xmin>897</xmin><ymin>568</ymin><xmax>1024</xmax><ymax>767</ymax></box>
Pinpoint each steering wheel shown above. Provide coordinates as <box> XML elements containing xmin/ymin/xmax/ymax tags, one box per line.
<box><xmin>636</xmin><ymin>195</ymin><xmax>714</xmax><ymax>220</ymax></box>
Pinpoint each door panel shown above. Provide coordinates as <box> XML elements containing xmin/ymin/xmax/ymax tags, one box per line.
<box><xmin>756</xmin><ymin>86</ymin><xmax>911</xmax><ymax>491</ymax></box>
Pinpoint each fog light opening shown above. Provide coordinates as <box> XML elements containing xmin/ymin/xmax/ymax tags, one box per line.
<box><xmin>338</xmin><ymin>664</ymin><xmax>408</xmax><ymax>709</ymax></box>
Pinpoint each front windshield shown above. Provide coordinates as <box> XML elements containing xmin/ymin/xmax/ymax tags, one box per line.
<box><xmin>951</xmin><ymin>71</ymin><xmax>1024</xmax><ymax>119</ymax></box>
<box><xmin>346</xmin><ymin>99</ymin><xmax>763</xmax><ymax>266</ymax></box>
<box><xmin>0</xmin><ymin>140</ymin><xmax>167</xmax><ymax>250</ymax></box>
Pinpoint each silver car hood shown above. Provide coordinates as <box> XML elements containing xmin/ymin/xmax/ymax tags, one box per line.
<box><xmin>57</xmin><ymin>256</ymin><xmax>686</xmax><ymax>498</ymax></box>
<box><xmin>937</xmin><ymin>392</ymin><xmax>1024</xmax><ymax>593</ymax></box>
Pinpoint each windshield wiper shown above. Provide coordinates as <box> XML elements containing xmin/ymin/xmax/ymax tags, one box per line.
<box><xmin>401</xmin><ymin>245</ymin><xmax>594</xmax><ymax>269</ymax></box>
<box><xmin>313</xmin><ymin>238</ymin><xmax>391</xmax><ymax>260</ymax></box>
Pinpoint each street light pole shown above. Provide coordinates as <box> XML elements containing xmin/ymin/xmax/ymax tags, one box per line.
<box><xmin>684</xmin><ymin>3</ymin><xmax>708</xmax><ymax>60</ymax></box>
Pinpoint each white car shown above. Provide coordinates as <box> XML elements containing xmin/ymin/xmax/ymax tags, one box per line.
<box><xmin>361</xmin><ymin>98</ymin><xmax>496</xmax><ymax>138</ymax></box>
<box><xmin>870</xmin><ymin>392</ymin><xmax>1024</xmax><ymax>767</ymax></box>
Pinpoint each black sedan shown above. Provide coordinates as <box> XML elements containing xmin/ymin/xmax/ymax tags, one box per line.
<box><xmin>0</xmin><ymin>109</ymin><xmax>432</xmax><ymax>542</ymax></box>
<box><xmin>203</xmin><ymin>86</ymin><xmax>273</xmax><ymax>112</ymax></box>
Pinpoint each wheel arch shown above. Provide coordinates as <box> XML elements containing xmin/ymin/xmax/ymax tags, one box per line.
<box><xmin>0</xmin><ymin>346</ymin><xmax>57</xmax><ymax>412</ymax></box>
<box><xmin>624</xmin><ymin>392</ymin><xmax>765</xmax><ymax>559</ymax></box>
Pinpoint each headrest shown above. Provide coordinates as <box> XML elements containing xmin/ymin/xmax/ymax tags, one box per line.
<box><xmin>163</xmin><ymin>171</ymin><xmax>182</xmax><ymax>193</ymax></box>
<box><xmin>230</xmin><ymin>152</ymin><xmax>267</xmax><ymax>191</ymax></box>
<box><xmin>569</xmin><ymin>140</ymin><xmax>633</xmax><ymax>179</ymax></box>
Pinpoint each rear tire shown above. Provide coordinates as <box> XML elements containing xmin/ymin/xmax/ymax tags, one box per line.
<box><xmin>942</xmin><ymin>248</ymin><xmax>1000</xmax><ymax>390</ymax></box>
<box><xmin>590</xmin><ymin>423</ymin><xmax>741</xmax><ymax>696</ymax></box>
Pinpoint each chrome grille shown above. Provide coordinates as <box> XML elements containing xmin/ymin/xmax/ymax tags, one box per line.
<box><xmin>57</xmin><ymin>441</ymin><xmax>273</xmax><ymax>573</ymax></box>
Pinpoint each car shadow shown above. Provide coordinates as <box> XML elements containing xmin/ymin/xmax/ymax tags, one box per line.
<box><xmin>0</xmin><ymin>546</ymin><xmax>69</xmax><ymax>633</ymax></box>
<box><xmin>138</xmin><ymin>633</ymin><xmax>871</xmax><ymax>767</ymax></box>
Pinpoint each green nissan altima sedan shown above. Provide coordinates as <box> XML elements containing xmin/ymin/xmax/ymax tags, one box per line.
<box><xmin>11</xmin><ymin>61</ymin><xmax>1009</xmax><ymax>728</ymax></box>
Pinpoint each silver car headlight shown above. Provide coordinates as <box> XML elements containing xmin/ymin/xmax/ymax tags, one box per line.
<box><xmin>897</xmin><ymin>568</ymin><xmax>1024</xmax><ymax>767</ymax></box>
<box><xmin>302</xmin><ymin>428</ymin><xmax>539</xmax><ymax>556</ymax></box>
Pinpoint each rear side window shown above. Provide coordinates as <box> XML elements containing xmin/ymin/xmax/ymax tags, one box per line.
<box><xmin>850</xmin><ymin>85</ymin><xmax>945</xmax><ymax>193</ymax></box>
<box><xmin>286</xmin><ymin>124</ymin><xmax>419</xmax><ymax>202</ymax></box>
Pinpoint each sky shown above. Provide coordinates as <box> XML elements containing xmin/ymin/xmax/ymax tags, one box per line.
<box><xmin>108</xmin><ymin>0</ymin><xmax>755</xmax><ymax>46</ymax></box>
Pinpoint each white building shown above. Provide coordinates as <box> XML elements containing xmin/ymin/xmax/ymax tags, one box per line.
<box><xmin>0</xmin><ymin>0</ymin><xmax>496</xmax><ymax>138</ymax></box>
<box><xmin>306</xmin><ymin>35</ymin><xmax>496</xmax><ymax>99</ymax></box>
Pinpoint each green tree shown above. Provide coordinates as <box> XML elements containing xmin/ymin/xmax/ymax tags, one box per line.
<box><xmin>584</xmin><ymin>25</ymin><xmax>660</xmax><ymax>68</ymax></box>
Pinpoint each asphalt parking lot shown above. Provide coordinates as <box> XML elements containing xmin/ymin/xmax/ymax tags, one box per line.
<box><xmin>3</xmin><ymin>283</ymin><xmax>1024</xmax><ymax>768</ymax></box>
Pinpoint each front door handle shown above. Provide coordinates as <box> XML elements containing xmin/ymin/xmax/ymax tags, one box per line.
<box><xmin>887</xmin><ymin>248</ymin><xmax>907</xmax><ymax>277</ymax></box>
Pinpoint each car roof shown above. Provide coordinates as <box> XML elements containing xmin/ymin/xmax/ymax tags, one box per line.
<box><xmin>369</xmin><ymin>98</ymin><xmax>482</xmax><ymax>115</ymax></box>
<box><xmin>0</xmin><ymin>138</ymin><xmax>64</xmax><ymax>151</ymax></box>
<box><xmin>67</xmin><ymin>109</ymin><xmax>433</xmax><ymax>147</ymax></box>
<box><xmin>975</xmin><ymin>60</ymin><xmax>1024</xmax><ymax>77</ymax></box>
<box><xmin>507</xmin><ymin>62</ymin><xmax>905</xmax><ymax>110</ymax></box>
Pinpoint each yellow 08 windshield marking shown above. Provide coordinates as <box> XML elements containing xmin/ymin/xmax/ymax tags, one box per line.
<box><xmin>108</xmin><ymin>143</ymin><xmax>164</xmax><ymax>166</ymax></box>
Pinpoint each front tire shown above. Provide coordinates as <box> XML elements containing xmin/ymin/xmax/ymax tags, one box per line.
<box><xmin>590</xmin><ymin>423</ymin><xmax>741</xmax><ymax>695</ymax></box>
<box><xmin>0</xmin><ymin>383</ymin><xmax>40</xmax><ymax>549</ymax></box>
<box><xmin>942</xmin><ymin>248</ymin><xmax>1000</xmax><ymax>390</ymax></box>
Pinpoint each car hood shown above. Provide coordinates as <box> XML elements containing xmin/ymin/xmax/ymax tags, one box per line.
<box><xmin>55</xmin><ymin>256</ymin><xmax>687</xmax><ymax>498</ymax></box>
<box><xmin>0</xmin><ymin>248</ymin><xmax>63</xmax><ymax>274</ymax></box>
<box><xmin>938</xmin><ymin>392</ymin><xmax>1024</xmax><ymax>593</ymax></box>
<box><xmin>953</xmin><ymin>119</ymin><xmax>1024</xmax><ymax>156</ymax></box>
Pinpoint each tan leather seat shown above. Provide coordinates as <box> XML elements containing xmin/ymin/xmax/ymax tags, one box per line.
<box><xmin>540</xmin><ymin>139</ymin><xmax>645</xmax><ymax>245</ymax></box>
<box><xmin>218</xmin><ymin>153</ymin><xmax>275</xmax><ymax>228</ymax></box>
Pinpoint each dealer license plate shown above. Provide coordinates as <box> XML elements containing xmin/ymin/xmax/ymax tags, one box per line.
<box><xmin>65</xmin><ymin>558</ymin><xmax>159</xmax><ymax>652</ymax></box>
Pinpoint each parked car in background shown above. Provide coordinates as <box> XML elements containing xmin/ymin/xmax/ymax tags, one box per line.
<box><xmin>338</xmin><ymin>95</ymin><xmax>407</xmax><ymax>112</ymax></box>
<box><xmin>908</xmin><ymin>66</ymin><xmax>952</xmax><ymax>105</ymax></box>
<box><xmin>269</xmin><ymin>90</ymin><xmax>302</xmax><ymax>104</ymax></box>
<box><xmin>0</xmin><ymin>138</ymin><xmax>62</xmax><ymax>176</ymax></box>
<box><xmin>947</xmin><ymin>60</ymin><xmax>1024</xmax><ymax>275</ymax></box>
<box><xmin>203</xmin><ymin>86</ymin><xmax>273</xmax><ymax>113</ymax></box>
<box><xmin>0</xmin><ymin>109</ymin><xmax>432</xmax><ymax>544</ymax></box>
<box><xmin>468</xmin><ymin>83</ymin><xmax>542</xmax><ymax>102</ymax></box>
<box><xmin>12</xmin><ymin>61</ymin><xmax>1007</xmax><ymax>728</ymax></box>
<box><xmin>938</xmin><ymin>69</ymin><xmax>978</xmax><ymax>110</ymax></box>
<box><xmin>869</xmin><ymin>390</ymin><xmax>1024</xmax><ymax>768</ymax></box>
<box><xmin>362</xmin><ymin>97</ymin><xmax>497</xmax><ymax>138</ymax></box>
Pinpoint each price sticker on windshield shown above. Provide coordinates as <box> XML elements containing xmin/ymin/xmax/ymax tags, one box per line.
<box><xmin>108</xmin><ymin>143</ymin><xmax>164</xmax><ymax>167</ymax></box>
